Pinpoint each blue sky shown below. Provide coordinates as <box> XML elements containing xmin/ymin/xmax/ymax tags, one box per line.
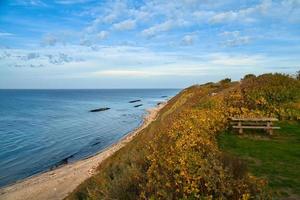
<box><xmin>0</xmin><ymin>0</ymin><xmax>299</xmax><ymax>88</ymax></box>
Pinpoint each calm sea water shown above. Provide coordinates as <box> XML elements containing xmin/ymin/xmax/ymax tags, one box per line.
<box><xmin>0</xmin><ymin>89</ymin><xmax>179</xmax><ymax>187</ymax></box>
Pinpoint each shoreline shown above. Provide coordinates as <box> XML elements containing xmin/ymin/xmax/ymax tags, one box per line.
<box><xmin>0</xmin><ymin>102</ymin><xmax>167</xmax><ymax>200</ymax></box>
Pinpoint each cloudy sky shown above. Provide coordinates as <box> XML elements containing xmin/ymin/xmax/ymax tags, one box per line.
<box><xmin>0</xmin><ymin>0</ymin><xmax>299</xmax><ymax>88</ymax></box>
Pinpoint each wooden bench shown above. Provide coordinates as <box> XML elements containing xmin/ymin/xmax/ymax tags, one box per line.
<box><xmin>231</xmin><ymin>117</ymin><xmax>280</xmax><ymax>135</ymax></box>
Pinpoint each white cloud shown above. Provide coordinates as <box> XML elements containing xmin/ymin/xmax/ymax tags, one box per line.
<box><xmin>209</xmin><ymin>0</ymin><xmax>271</xmax><ymax>24</ymax></box>
<box><xmin>79</xmin><ymin>38</ymin><xmax>92</xmax><ymax>46</ymax></box>
<box><xmin>210</xmin><ymin>11</ymin><xmax>239</xmax><ymax>23</ymax></box>
<box><xmin>55</xmin><ymin>0</ymin><xmax>92</xmax><ymax>4</ymax></box>
<box><xmin>97</xmin><ymin>31</ymin><xmax>109</xmax><ymax>40</ymax></box>
<box><xmin>0</xmin><ymin>46</ymin><xmax>84</xmax><ymax>67</ymax></box>
<box><xmin>192</xmin><ymin>10</ymin><xmax>215</xmax><ymax>21</ymax></box>
<box><xmin>92</xmin><ymin>70</ymin><xmax>163</xmax><ymax>77</ymax></box>
<box><xmin>112</xmin><ymin>19</ymin><xmax>136</xmax><ymax>31</ymax></box>
<box><xmin>2</xmin><ymin>43</ymin><xmax>299</xmax><ymax>86</ymax></box>
<box><xmin>224</xmin><ymin>36</ymin><xmax>251</xmax><ymax>47</ymax></box>
<box><xmin>102</xmin><ymin>1</ymin><xmax>127</xmax><ymax>23</ymax></box>
<box><xmin>83</xmin><ymin>1</ymin><xmax>128</xmax><ymax>33</ymax></box>
<box><xmin>220</xmin><ymin>31</ymin><xmax>240</xmax><ymax>37</ymax></box>
<box><xmin>181</xmin><ymin>34</ymin><xmax>197</xmax><ymax>46</ymax></box>
<box><xmin>0</xmin><ymin>32</ymin><xmax>14</xmax><ymax>37</ymax></box>
<box><xmin>0</xmin><ymin>44</ymin><xmax>276</xmax><ymax>71</ymax></box>
<box><xmin>78</xmin><ymin>0</ymin><xmax>300</xmax><ymax>42</ymax></box>
<box><xmin>209</xmin><ymin>53</ymin><xmax>263</xmax><ymax>66</ymax></box>
<box><xmin>12</xmin><ymin>0</ymin><xmax>47</xmax><ymax>6</ymax></box>
<box><xmin>42</xmin><ymin>36</ymin><xmax>57</xmax><ymax>46</ymax></box>
<box><xmin>129</xmin><ymin>10</ymin><xmax>151</xmax><ymax>21</ymax></box>
<box><xmin>219</xmin><ymin>31</ymin><xmax>251</xmax><ymax>47</ymax></box>
<box><xmin>75</xmin><ymin>66</ymin><xmax>210</xmax><ymax>78</ymax></box>
<box><xmin>26</xmin><ymin>52</ymin><xmax>40</xmax><ymax>60</ymax></box>
<box><xmin>103</xmin><ymin>13</ymin><xmax>119</xmax><ymax>24</ymax></box>
<box><xmin>80</xmin><ymin>0</ymin><xmax>300</xmax><ymax>45</ymax></box>
<box><xmin>142</xmin><ymin>19</ymin><xmax>189</xmax><ymax>37</ymax></box>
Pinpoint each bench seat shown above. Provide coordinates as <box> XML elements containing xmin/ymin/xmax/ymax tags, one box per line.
<box><xmin>233</xmin><ymin>126</ymin><xmax>280</xmax><ymax>129</ymax></box>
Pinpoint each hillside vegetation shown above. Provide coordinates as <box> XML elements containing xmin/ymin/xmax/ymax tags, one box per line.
<box><xmin>66</xmin><ymin>73</ymin><xmax>300</xmax><ymax>200</ymax></box>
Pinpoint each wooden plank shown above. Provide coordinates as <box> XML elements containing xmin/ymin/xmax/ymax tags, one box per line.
<box><xmin>230</xmin><ymin>122</ymin><xmax>269</xmax><ymax>125</ymax></box>
<box><xmin>231</xmin><ymin>117</ymin><xmax>278</xmax><ymax>122</ymax></box>
<box><xmin>233</xmin><ymin>126</ymin><xmax>280</xmax><ymax>129</ymax></box>
<box><xmin>231</xmin><ymin>118</ymin><xmax>278</xmax><ymax>121</ymax></box>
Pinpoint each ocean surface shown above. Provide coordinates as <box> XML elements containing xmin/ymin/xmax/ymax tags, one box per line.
<box><xmin>0</xmin><ymin>89</ymin><xmax>179</xmax><ymax>187</ymax></box>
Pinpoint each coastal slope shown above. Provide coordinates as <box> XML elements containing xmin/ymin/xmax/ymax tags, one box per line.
<box><xmin>66</xmin><ymin>73</ymin><xmax>300</xmax><ymax>200</ymax></box>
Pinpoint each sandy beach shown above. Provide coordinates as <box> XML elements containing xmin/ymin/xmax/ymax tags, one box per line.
<box><xmin>0</xmin><ymin>102</ymin><xmax>166</xmax><ymax>200</ymax></box>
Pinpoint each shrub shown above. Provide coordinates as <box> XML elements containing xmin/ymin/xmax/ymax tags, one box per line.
<box><xmin>239</xmin><ymin>73</ymin><xmax>300</xmax><ymax>119</ymax></box>
<box><xmin>219</xmin><ymin>78</ymin><xmax>231</xmax><ymax>84</ymax></box>
<box><xmin>242</xmin><ymin>74</ymin><xmax>256</xmax><ymax>81</ymax></box>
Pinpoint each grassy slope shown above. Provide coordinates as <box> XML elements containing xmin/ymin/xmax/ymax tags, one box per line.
<box><xmin>65</xmin><ymin>86</ymin><xmax>195</xmax><ymax>199</ymax></box>
<box><xmin>66</xmin><ymin>76</ymin><xmax>299</xmax><ymax>199</ymax></box>
<box><xmin>218</xmin><ymin>121</ymin><xmax>300</xmax><ymax>198</ymax></box>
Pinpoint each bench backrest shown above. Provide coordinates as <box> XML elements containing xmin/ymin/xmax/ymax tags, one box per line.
<box><xmin>231</xmin><ymin>117</ymin><xmax>278</xmax><ymax>122</ymax></box>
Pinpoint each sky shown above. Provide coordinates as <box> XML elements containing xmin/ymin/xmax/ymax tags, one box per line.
<box><xmin>0</xmin><ymin>0</ymin><xmax>299</xmax><ymax>89</ymax></box>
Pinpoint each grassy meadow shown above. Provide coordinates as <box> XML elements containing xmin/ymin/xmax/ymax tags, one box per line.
<box><xmin>218</xmin><ymin>121</ymin><xmax>300</xmax><ymax>198</ymax></box>
<box><xmin>66</xmin><ymin>73</ymin><xmax>300</xmax><ymax>200</ymax></box>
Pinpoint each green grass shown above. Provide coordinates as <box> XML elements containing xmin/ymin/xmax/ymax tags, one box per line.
<box><xmin>218</xmin><ymin>121</ymin><xmax>300</xmax><ymax>199</ymax></box>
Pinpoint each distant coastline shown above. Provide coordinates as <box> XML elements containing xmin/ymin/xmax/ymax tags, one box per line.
<box><xmin>0</xmin><ymin>101</ymin><xmax>168</xmax><ymax>200</ymax></box>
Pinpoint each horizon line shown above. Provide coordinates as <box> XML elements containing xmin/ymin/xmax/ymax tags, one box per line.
<box><xmin>0</xmin><ymin>88</ymin><xmax>182</xmax><ymax>90</ymax></box>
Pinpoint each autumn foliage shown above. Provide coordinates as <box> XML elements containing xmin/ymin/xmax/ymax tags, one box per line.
<box><xmin>66</xmin><ymin>73</ymin><xmax>300</xmax><ymax>200</ymax></box>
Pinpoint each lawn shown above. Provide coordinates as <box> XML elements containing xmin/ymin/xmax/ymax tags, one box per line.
<box><xmin>218</xmin><ymin>121</ymin><xmax>300</xmax><ymax>199</ymax></box>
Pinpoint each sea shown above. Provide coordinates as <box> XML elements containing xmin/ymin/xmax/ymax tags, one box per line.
<box><xmin>0</xmin><ymin>89</ymin><xmax>179</xmax><ymax>187</ymax></box>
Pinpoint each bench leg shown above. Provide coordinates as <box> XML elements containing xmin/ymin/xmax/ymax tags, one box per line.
<box><xmin>238</xmin><ymin>121</ymin><xmax>243</xmax><ymax>134</ymax></box>
<box><xmin>267</xmin><ymin>121</ymin><xmax>273</xmax><ymax>135</ymax></box>
<box><xmin>269</xmin><ymin>129</ymin><xmax>273</xmax><ymax>135</ymax></box>
<box><xmin>239</xmin><ymin>128</ymin><xmax>243</xmax><ymax>134</ymax></box>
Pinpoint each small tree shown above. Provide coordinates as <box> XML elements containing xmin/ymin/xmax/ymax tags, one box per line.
<box><xmin>242</xmin><ymin>74</ymin><xmax>256</xmax><ymax>80</ymax></box>
<box><xmin>297</xmin><ymin>70</ymin><xmax>300</xmax><ymax>80</ymax></box>
<box><xmin>219</xmin><ymin>78</ymin><xmax>231</xmax><ymax>84</ymax></box>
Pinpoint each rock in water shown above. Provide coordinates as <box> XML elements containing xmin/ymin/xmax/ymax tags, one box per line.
<box><xmin>90</xmin><ymin>107</ymin><xmax>110</xmax><ymax>112</ymax></box>
<box><xmin>129</xmin><ymin>100</ymin><xmax>141</xmax><ymax>103</ymax></box>
<box><xmin>134</xmin><ymin>104</ymin><xmax>143</xmax><ymax>108</ymax></box>
<box><xmin>51</xmin><ymin>154</ymin><xmax>74</xmax><ymax>169</ymax></box>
